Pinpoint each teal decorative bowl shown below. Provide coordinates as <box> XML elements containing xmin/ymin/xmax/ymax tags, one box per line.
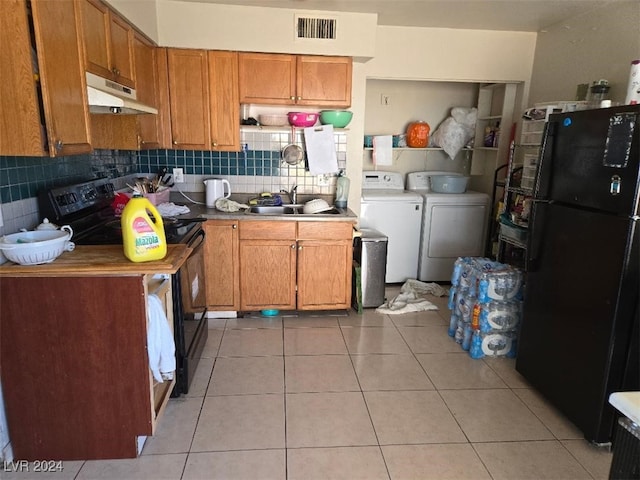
<box><xmin>319</xmin><ymin>110</ymin><xmax>353</xmax><ymax>128</ymax></box>
<box><xmin>261</xmin><ymin>309</ymin><xmax>280</xmax><ymax>317</ymax></box>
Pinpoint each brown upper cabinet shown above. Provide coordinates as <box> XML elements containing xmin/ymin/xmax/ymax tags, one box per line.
<box><xmin>0</xmin><ymin>0</ymin><xmax>92</xmax><ymax>157</ymax></box>
<box><xmin>166</xmin><ymin>48</ymin><xmax>240</xmax><ymax>151</ymax></box>
<box><xmin>134</xmin><ymin>33</ymin><xmax>165</xmax><ymax>149</ymax></box>
<box><xmin>238</xmin><ymin>53</ymin><xmax>352</xmax><ymax>107</ymax></box>
<box><xmin>166</xmin><ymin>48</ymin><xmax>211</xmax><ymax>150</ymax></box>
<box><xmin>77</xmin><ymin>0</ymin><xmax>135</xmax><ymax>88</ymax></box>
<box><xmin>208</xmin><ymin>50</ymin><xmax>240</xmax><ymax>151</ymax></box>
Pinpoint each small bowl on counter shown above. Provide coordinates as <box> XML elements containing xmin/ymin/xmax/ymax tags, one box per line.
<box><xmin>0</xmin><ymin>226</ymin><xmax>75</xmax><ymax>265</ymax></box>
<box><xmin>288</xmin><ymin>112</ymin><xmax>319</xmax><ymax>127</ymax></box>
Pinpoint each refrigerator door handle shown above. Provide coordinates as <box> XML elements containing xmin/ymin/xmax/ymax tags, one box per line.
<box><xmin>526</xmin><ymin>200</ymin><xmax>550</xmax><ymax>272</ymax></box>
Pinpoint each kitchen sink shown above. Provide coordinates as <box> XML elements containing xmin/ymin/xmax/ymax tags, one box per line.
<box><xmin>247</xmin><ymin>205</ymin><xmax>300</xmax><ymax>214</ymax></box>
<box><xmin>245</xmin><ymin>205</ymin><xmax>344</xmax><ymax>216</ymax></box>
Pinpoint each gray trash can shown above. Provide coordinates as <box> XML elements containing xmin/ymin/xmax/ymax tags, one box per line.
<box><xmin>353</xmin><ymin>229</ymin><xmax>388</xmax><ymax>308</ymax></box>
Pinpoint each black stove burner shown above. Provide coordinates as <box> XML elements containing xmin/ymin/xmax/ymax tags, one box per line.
<box><xmin>39</xmin><ymin>179</ymin><xmax>203</xmax><ymax>246</ymax></box>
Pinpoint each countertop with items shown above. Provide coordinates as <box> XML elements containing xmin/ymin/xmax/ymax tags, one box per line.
<box><xmin>168</xmin><ymin>192</ymin><xmax>358</xmax><ymax>223</ymax></box>
<box><xmin>0</xmin><ymin>244</ymin><xmax>191</xmax><ymax>276</ymax></box>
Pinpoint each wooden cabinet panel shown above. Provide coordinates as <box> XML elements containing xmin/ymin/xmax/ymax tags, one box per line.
<box><xmin>153</xmin><ymin>47</ymin><xmax>172</xmax><ymax>149</ymax></box>
<box><xmin>239</xmin><ymin>221</ymin><xmax>296</xmax><ymax>310</ymax></box>
<box><xmin>0</xmin><ymin>276</ymin><xmax>152</xmax><ymax>460</ymax></box>
<box><xmin>239</xmin><ymin>239</ymin><xmax>297</xmax><ymax>310</ymax></box>
<box><xmin>89</xmin><ymin>114</ymin><xmax>138</xmax><ymax>150</ymax></box>
<box><xmin>238</xmin><ymin>52</ymin><xmax>352</xmax><ymax>107</ymax></box>
<box><xmin>238</xmin><ymin>52</ymin><xmax>296</xmax><ymax>105</ymax></box>
<box><xmin>134</xmin><ymin>34</ymin><xmax>163</xmax><ymax>149</ymax></box>
<box><xmin>167</xmin><ymin>48</ymin><xmax>211</xmax><ymax>150</ymax></box>
<box><xmin>77</xmin><ymin>0</ymin><xmax>135</xmax><ymax>88</ymax></box>
<box><xmin>297</xmin><ymin>221</ymin><xmax>353</xmax><ymax>310</ymax></box>
<box><xmin>240</xmin><ymin>220</ymin><xmax>297</xmax><ymax>240</ymax></box>
<box><xmin>0</xmin><ymin>0</ymin><xmax>46</xmax><ymax>156</ymax></box>
<box><xmin>296</xmin><ymin>55</ymin><xmax>352</xmax><ymax>107</ymax></box>
<box><xmin>297</xmin><ymin>239</ymin><xmax>352</xmax><ymax>310</ymax></box>
<box><xmin>78</xmin><ymin>0</ymin><xmax>110</xmax><ymax>78</ymax></box>
<box><xmin>297</xmin><ymin>221</ymin><xmax>353</xmax><ymax>240</ymax></box>
<box><xmin>32</xmin><ymin>0</ymin><xmax>92</xmax><ymax>156</ymax></box>
<box><xmin>109</xmin><ymin>12</ymin><xmax>135</xmax><ymax>87</ymax></box>
<box><xmin>208</xmin><ymin>50</ymin><xmax>240</xmax><ymax>151</ymax></box>
<box><xmin>204</xmin><ymin>220</ymin><xmax>240</xmax><ymax>310</ymax></box>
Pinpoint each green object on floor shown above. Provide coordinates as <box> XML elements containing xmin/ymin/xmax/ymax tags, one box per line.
<box><xmin>353</xmin><ymin>260</ymin><xmax>363</xmax><ymax>314</ymax></box>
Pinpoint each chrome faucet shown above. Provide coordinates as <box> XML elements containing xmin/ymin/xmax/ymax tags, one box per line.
<box><xmin>280</xmin><ymin>185</ymin><xmax>298</xmax><ymax>205</ymax></box>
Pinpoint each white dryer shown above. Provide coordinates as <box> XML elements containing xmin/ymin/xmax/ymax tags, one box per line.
<box><xmin>360</xmin><ymin>171</ymin><xmax>423</xmax><ymax>283</ymax></box>
<box><xmin>407</xmin><ymin>171</ymin><xmax>490</xmax><ymax>282</ymax></box>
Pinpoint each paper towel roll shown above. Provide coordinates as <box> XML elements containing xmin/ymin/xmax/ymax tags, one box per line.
<box><xmin>625</xmin><ymin>59</ymin><xmax>640</xmax><ymax>105</ymax></box>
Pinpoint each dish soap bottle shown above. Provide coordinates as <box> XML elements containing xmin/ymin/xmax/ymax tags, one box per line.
<box><xmin>121</xmin><ymin>194</ymin><xmax>167</xmax><ymax>262</ymax></box>
<box><xmin>335</xmin><ymin>170</ymin><xmax>350</xmax><ymax>208</ymax></box>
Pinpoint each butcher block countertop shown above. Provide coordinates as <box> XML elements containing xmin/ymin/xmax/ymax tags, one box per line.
<box><xmin>0</xmin><ymin>244</ymin><xmax>191</xmax><ymax>277</ymax></box>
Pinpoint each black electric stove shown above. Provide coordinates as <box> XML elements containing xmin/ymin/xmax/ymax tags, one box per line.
<box><xmin>38</xmin><ymin>178</ymin><xmax>201</xmax><ymax>246</ymax></box>
<box><xmin>38</xmin><ymin>179</ymin><xmax>208</xmax><ymax>397</ymax></box>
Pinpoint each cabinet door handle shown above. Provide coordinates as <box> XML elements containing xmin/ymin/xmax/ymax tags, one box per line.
<box><xmin>173</xmin><ymin>140</ymin><xmax>178</xmax><ymax>145</ymax></box>
<box><xmin>212</xmin><ymin>141</ymin><xmax>218</xmax><ymax>147</ymax></box>
<box><xmin>291</xmin><ymin>244</ymin><xmax>297</xmax><ymax>249</ymax></box>
<box><xmin>296</xmin><ymin>96</ymin><xmax>302</xmax><ymax>101</ymax></box>
<box><xmin>232</xmin><ymin>224</ymin><xmax>237</xmax><ymax>229</ymax></box>
<box><xmin>111</xmin><ymin>67</ymin><xmax>120</xmax><ymax>75</ymax></box>
<box><xmin>298</xmin><ymin>245</ymin><xmax>303</xmax><ymax>250</ymax></box>
<box><xmin>290</xmin><ymin>96</ymin><xmax>296</xmax><ymax>101</ymax></box>
<box><xmin>54</xmin><ymin>140</ymin><xmax>63</xmax><ymax>151</ymax></box>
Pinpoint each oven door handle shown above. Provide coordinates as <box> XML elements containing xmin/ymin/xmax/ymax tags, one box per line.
<box><xmin>187</xmin><ymin>229</ymin><xmax>206</xmax><ymax>250</ymax></box>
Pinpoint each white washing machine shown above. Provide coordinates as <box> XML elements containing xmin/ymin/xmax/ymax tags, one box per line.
<box><xmin>360</xmin><ymin>171</ymin><xmax>423</xmax><ymax>283</ymax></box>
<box><xmin>407</xmin><ymin>171</ymin><xmax>490</xmax><ymax>282</ymax></box>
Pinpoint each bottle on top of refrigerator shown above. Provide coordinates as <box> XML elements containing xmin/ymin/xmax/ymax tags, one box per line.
<box><xmin>121</xmin><ymin>194</ymin><xmax>167</xmax><ymax>262</ymax></box>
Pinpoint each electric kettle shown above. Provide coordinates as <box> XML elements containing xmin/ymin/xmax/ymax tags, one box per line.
<box><xmin>204</xmin><ymin>178</ymin><xmax>231</xmax><ymax>207</ymax></box>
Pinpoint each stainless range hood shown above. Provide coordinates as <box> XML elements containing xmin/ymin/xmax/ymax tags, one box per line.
<box><xmin>86</xmin><ymin>72</ymin><xmax>157</xmax><ymax>115</ymax></box>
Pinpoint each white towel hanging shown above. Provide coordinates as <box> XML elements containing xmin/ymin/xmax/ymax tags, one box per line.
<box><xmin>147</xmin><ymin>294</ymin><xmax>176</xmax><ymax>383</ymax></box>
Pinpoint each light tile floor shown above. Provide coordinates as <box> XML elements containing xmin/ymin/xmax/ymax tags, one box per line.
<box><xmin>6</xmin><ymin>288</ymin><xmax>614</xmax><ymax>480</ymax></box>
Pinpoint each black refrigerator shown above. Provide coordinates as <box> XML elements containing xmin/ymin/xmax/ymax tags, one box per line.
<box><xmin>516</xmin><ymin>105</ymin><xmax>640</xmax><ymax>444</ymax></box>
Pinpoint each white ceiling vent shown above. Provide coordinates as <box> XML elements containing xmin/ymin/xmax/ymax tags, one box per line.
<box><xmin>295</xmin><ymin>14</ymin><xmax>337</xmax><ymax>40</ymax></box>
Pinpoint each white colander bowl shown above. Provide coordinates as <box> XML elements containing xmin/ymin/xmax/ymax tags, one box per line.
<box><xmin>0</xmin><ymin>226</ymin><xmax>75</xmax><ymax>265</ymax></box>
<box><xmin>303</xmin><ymin>198</ymin><xmax>332</xmax><ymax>214</ymax></box>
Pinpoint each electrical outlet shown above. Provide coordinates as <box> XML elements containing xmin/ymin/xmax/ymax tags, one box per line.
<box><xmin>381</xmin><ymin>94</ymin><xmax>391</xmax><ymax>106</ymax></box>
<box><xmin>317</xmin><ymin>173</ymin><xmax>331</xmax><ymax>186</ymax></box>
<box><xmin>173</xmin><ymin>168</ymin><xmax>184</xmax><ymax>183</ymax></box>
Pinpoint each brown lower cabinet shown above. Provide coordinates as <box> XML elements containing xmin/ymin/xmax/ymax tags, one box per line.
<box><xmin>205</xmin><ymin>219</ymin><xmax>353</xmax><ymax>311</ymax></box>
<box><xmin>0</xmin><ymin>274</ymin><xmax>174</xmax><ymax>461</ymax></box>
<box><xmin>204</xmin><ymin>219</ymin><xmax>240</xmax><ymax>310</ymax></box>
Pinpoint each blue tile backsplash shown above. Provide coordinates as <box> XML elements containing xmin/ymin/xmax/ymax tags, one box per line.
<box><xmin>0</xmin><ymin>128</ymin><xmax>347</xmax><ymax>235</ymax></box>
<box><xmin>0</xmin><ymin>150</ymin><xmax>137</xmax><ymax>204</ymax></box>
<box><xmin>137</xmin><ymin>148</ymin><xmax>282</xmax><ymax>177</ymax></box>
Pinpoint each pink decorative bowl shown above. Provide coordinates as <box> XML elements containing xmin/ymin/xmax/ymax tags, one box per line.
<box><xmin>287</xmin><ymin>112</ymin><xmax>319</xmax><ymax>127</ymax></box>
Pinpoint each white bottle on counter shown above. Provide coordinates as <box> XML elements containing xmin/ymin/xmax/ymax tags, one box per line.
<box><xmin>335</xmin><ymin>170</ymin><xmax>350</xmax><ymax>208</ymax></box>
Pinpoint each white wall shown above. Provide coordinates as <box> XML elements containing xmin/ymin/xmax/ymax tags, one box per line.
<box><xmin>155</xmin><ymin>1</ymin><xmax>377</xmax><ymax>59</ymax></box>
<box><xmin>362</xmin><ymin>80</ymin><xmax>478</xmax><ymax>180</ymax></box>
<box><xmin>528</xmin><ymin>1</ymin><xmax>640</xmax><ymax>105</ymax></box>
<box><xmin>366</xmin><ymin>26</ymin><xmax>537</xmax><ymax>83</ymax></box>
<box><xmin>105</xmin><ymin>0</ymin><xmax>159</xmax><ymax>42</ymax></box>
<box><xmin>351</xmin><ymin>26</ymin><xmax>537</xmax><ymax>206</ymax></box>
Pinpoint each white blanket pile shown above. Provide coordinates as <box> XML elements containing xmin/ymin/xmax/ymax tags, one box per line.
<box><xmin>376</xmin><ymin>279</ymin><xmax>449</xmax><ymax>315</ymax></box>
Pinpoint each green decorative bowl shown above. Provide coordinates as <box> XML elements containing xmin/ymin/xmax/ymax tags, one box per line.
<box><xmin>319</xmin><ymin>110</ymin><xmax>353</xmax><ymax>128</ymax></box>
